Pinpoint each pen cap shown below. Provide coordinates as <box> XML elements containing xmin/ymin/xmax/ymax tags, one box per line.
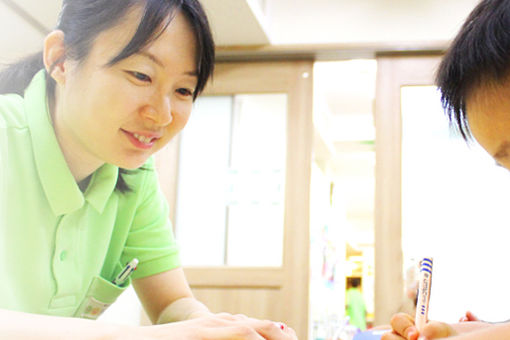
<box><xmin>419</xmin><ymin>258</ymin><xmax>433</xmax><ymax>273</ymax></box>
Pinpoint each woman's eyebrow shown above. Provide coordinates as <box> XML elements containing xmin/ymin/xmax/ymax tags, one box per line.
<box><xmin>138</xmin><ymin>51</ymin><xmax>165</xmax><ymax>68</ymax></box>
<box><xmin>137</xmin><ymin>51</ymin><xmax>198</xmax><ymax>77</ymax></box>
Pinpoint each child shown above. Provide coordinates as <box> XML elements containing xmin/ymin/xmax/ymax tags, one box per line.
<box><xmin>384</xmin><ymin>0</ymin><xmax>510</xmax><ymax>339</ymax></box>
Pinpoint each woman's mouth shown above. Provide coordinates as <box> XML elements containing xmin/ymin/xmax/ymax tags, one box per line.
<box><xmin>122</xmin><ymin>130</ymin><xmax>159</xmax><ymax>150</ymax></box>
<box><xmin>132</xmin><ymin>132</ymin><xmax>153</xmax><ymax>144</ymax></box>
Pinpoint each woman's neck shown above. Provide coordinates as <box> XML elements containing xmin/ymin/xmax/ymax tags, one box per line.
<box><xmin>50</xmin><ymin>90</ymin><xmax>104</xmax><ymax>183</ymax></box>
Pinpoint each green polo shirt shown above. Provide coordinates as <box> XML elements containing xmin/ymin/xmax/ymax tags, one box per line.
<box><xmin>0</xmin><ymin>70</ymin><xmax>180</xmax><ymax>317</ymax></box>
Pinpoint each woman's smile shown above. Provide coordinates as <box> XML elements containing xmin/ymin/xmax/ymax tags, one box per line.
<box><xmin>121</xmin><ymin>129</ymin><xmax>161</xmax><ymax>150</ymax></box>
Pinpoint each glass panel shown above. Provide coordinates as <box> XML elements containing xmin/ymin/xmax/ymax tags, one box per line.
<box><xmin>226</xmin><ymin>94</ymin><xmax>287</xmax><ymax>267</ymax></box>
<box><xmin>175</xmin><ymin>96</ymin><xmax>232</xmax><ymax>266</ymax></box>
<box><xmin>175</xmin><ymin>94</ymin><xmax>287</xmax><ymax>267</ymax></box>
<box><xmin>401</xmin><ymin>86</ymin><xmax>510</xmax><ymax>322</ymax></box>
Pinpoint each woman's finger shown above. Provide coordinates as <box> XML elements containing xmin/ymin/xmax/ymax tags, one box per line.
<box><xmin>194</xmin><ymin>315</ymin><xmax>297</xmax><ymax>339</ymax></box>
<box><xmin>249</xmin><ymin>319</ymin><xmax>297</xmax><ymax>340</ymax></box>
<box><xmin>202</xmin><ymin>325</ymin><xmax>266</xmax><ymax>340</ymax></box>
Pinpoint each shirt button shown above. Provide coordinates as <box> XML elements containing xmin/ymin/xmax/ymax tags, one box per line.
<box><xmin>59</xmin><ymin>250</ymin><xmax>68</xmax><ymax>261</ymax></box>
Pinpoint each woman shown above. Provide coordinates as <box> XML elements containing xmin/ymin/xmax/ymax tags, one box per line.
<box><xmin>0</xmin><ymin>1</ymin><xmax>297</xmax><ymax>339</ymax></box>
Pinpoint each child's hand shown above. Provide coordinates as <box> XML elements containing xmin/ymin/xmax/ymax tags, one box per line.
<box><xmin>459</xmin><ymin>311</ymin><xmax>479</xmax><ymax>322</ymax></box>
<box><xmin>381</xmin><ymin>313</ymin><xmax>458</xmax><ymax>340</ymax></box>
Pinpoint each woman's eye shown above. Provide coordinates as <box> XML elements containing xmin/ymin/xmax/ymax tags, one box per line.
<box><xmin>177</xmin><ymin>88</ymin><xmax>194</xmax><ymax>97</ymax></box>
<box><xmin>128</xmin><ymin>71</ymin><xmax>152</xmax><ymax>83</ymax></box>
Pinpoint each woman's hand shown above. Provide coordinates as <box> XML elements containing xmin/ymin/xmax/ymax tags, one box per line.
<box><xmin>129</xmin><ymin>312</ymin><xmax>298</xmax><ymax>340</ymax></box>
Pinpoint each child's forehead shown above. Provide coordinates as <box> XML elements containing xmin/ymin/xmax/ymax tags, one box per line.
<box><xmin>465</xmin><ymin>80</ymin><xmax>510</xmax><ymax>140</ymax></box>
<box><xmin>467</xmin><ymin>77</ymin><xmax>510</xmax><ymax>109</ymax></box>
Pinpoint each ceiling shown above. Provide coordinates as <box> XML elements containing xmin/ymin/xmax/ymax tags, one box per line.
<box><xmin>1</xmin><ymin>0</ymin><xmax>480</xmax><ymax>54</ymax></box>
<box><xmin>200</xmin><ymin>0</ymin><xmax>270</xmax><ymax>46</ymax></box>
<box><xmin>0</xmin><ymin>0</ymin><xmax>270</xmax><ymax>63</ymax></box>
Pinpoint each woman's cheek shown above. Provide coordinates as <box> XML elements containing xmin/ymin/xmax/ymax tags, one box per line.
<box><xmin>172</xmin><ymin>105</ymin><xmax>192</xmax><ymax>129</ymax></box>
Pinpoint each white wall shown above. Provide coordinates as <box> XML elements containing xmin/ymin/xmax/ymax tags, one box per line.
<box><xmin>0</xmin><ymin>0</ymin><xmax>61</xmax><ymax>63</ymax></box>
<box><xmin>0</xmin><ymin>2</ymin><xmax>45</xmax><ymax>64</ymax></box>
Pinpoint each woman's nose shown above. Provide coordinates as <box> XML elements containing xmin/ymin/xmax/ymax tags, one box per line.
<box><xmin>141</xmin><ymin>96</ymin><xmax>173</xmax><ymax>126</ymax></box>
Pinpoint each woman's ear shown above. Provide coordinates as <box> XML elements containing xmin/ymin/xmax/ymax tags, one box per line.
<box><xmin>43</xmin><ymin>30</ymin><xmax>67</xmax><ymax>84</ymax></box>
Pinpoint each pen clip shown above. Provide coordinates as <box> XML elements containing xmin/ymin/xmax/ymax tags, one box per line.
<box><xmin>112</xmin><ymin>258</ymin><xmax>138</xmax><ymax>286</ymax></box>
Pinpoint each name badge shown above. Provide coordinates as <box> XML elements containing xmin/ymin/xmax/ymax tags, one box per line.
<box><xmin>76</xmin><ymin>296</ymin><xmax>111</xmax><ymax>319</ymax></box>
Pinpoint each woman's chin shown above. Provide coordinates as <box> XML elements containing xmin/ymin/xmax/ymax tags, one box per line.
<box><xmin>114</xmin><ymin>158</ymin><xmax>150</xmax><ymax>170</ymax></box>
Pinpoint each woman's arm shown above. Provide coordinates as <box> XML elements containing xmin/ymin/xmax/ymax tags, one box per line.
<box><xmin>132</xmin><ymin>267</ymin><xmax>298</xmax><ymax>340</ymax></box>
<box><xmin>0</xmin><ymin>267</ymin><xmax>297</xmax><ymax>339</ymax></box>
<box><xmin>0</xmin><ymin>307</ymin><xmax>297</xmax><ymax>340</ymax></box>
<box><xmin>132</xmin><ymin>267</ymin><xmax>210</xmax><ymax>324</ymax></box>
<box><xmin>0</xmin><ymin>308</ymin><xmax>125</xmax><ymax>340</ymax></box>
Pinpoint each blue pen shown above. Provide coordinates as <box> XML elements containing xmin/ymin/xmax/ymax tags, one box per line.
<box><xmin>415</xmin><ymin>257</ymin><xmax>433</xmax><ymax>331</ymax></box>
<box><xmin>112</xmin><ymin>258</ymin><xmax>138</xmax><ymax>286</ymax></box>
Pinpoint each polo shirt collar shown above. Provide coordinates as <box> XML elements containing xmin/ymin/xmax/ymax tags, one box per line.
<box><xmin>84</xmin><ymin>163</ymin><xmax>118</xmax><ymax>213</ymax></box>
<box><xmin>24</xmin><ymin>70</ymin><xmax>118</xmax><ymax>216</ymax></box>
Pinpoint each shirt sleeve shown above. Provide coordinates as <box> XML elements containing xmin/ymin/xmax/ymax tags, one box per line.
<box><xmin>0</xmin><ymin>97</ymin><xmax>14</xmax><ymax>220</ymax></box>
<box><xmin>0</xmin><ymin>118</ymin><xmax>5</xmax><ymax>218</ymax></box>
<box><xmin>121</xmin><ymin>162</ymin><xmax>181</xmax><ymax>279</ymax></box>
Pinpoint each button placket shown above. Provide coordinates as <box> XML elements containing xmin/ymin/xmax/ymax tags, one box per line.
<box><xmin>49</xmin><ymin>214</ymin><xmax>79</xmax><ymax>309</ymax></box>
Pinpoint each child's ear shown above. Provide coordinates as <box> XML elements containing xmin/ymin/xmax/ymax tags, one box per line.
<box><xmin>43</xmin><ymin>30</ymin><xmax>67</xmax><ymax>84</ymax></box>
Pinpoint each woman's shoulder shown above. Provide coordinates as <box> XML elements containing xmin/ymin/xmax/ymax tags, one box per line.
<box><xmin>0</xmin><ymin>93</ymin><xmax>26</xmax><ymax>129</ymax></box>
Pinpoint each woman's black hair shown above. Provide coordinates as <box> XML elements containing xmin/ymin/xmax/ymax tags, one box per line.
<box><xmin>0</xmin><ymin>0</ymin><xmax>215</xmax><ymax>193</ymax></box>
<box><xmin>436</xmin><ymin>0</ymin><xmax>510</xmax><ymax>140</ymax></box>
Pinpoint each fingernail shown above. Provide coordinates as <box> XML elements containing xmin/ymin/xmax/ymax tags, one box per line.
<box><xmin>274</xmin><ymin>322</ymin><xmax>286</xmax><ymax>330</ymax></box>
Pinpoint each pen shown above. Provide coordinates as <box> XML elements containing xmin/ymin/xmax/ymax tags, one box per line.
<box><xmin>112</xmin><ymin>258</ymin><xmax>139</xmax><ymax>286</ymax></box>
<box><xmin>415</xmin><ymin>257</ymin><xmax>433</xmax><ymax>332</ymax></box>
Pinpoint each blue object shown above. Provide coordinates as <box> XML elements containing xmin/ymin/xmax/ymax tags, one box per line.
<box><xmin>353</xmin><ymin>329</ymin><xmax>389</xmax><ymax>340</ymax></box>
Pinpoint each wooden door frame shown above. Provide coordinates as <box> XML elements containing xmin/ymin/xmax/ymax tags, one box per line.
<box><xmin>374</xmin><ymin>55</ymin><xmax>442</xmax><ymax>325</ymax></box>
<box><xmin>156</xmin><ymin>60</ymin><xmax>314</xmax><ymax>339</ymax></box>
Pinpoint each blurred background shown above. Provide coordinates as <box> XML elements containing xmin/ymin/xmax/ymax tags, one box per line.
<box><xmin>4</xmin><ymin>1</ymin><xmax>510</xmax><ymax>340</ymax></box>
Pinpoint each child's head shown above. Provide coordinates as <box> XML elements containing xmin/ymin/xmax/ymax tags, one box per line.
<box><xmin>437</xmin><ymin>0</ymin><xmax>510</xmax><ymax>170</ymax></box>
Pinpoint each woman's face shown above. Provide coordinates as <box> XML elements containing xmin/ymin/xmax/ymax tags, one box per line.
<box><xmin>53</xmin><ymin>7</ymin><xmax>198</xmax><ymax>179</ymax></box>
<box><xmin>466</xmin><ymin>81</ymin><xmax>510</xmax><ymax>171</ymax></box>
